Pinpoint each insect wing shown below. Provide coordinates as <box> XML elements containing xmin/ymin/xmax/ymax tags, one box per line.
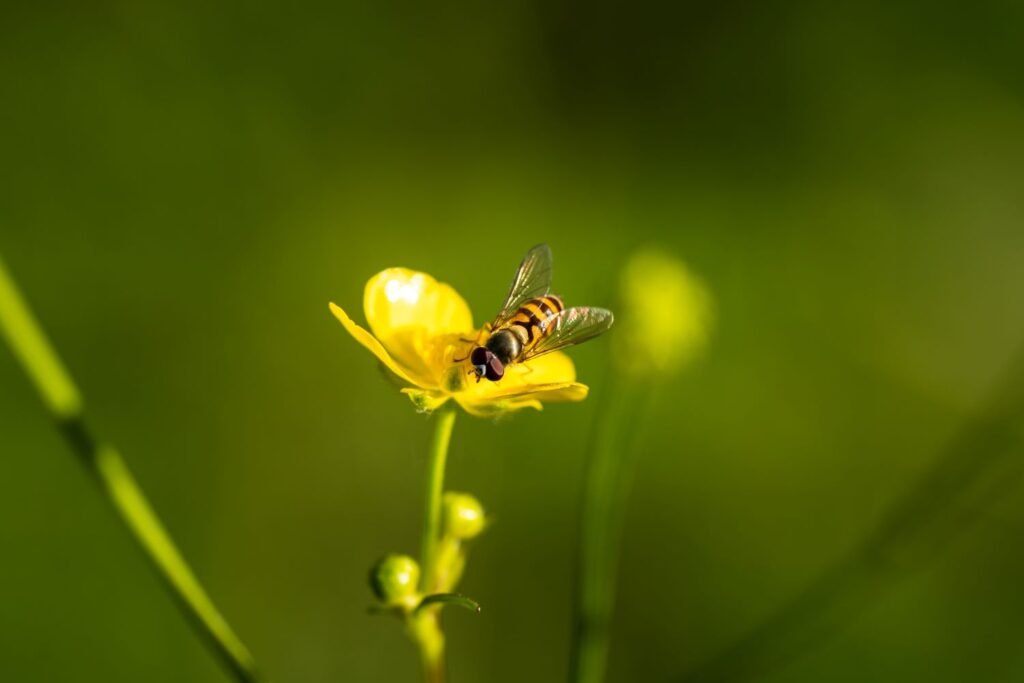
<box><xmin>491</xmin><ymin>244</ymin><xmax>553</xmax><ymax>328</ymax></box>
<box><xmin>521</xmin><ymin>306</ymin><xmax>614</xmax><ymax>360</ymax></box>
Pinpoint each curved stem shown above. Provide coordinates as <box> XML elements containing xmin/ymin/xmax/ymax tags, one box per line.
<box><xmin>413</xmin><ymin>406</ymin><xmax>457</xmax><ymax>683</ymax></box>
<box><xmin>0</xmin><ymin>256</ymin><xmax>264</xmax><ymax>683</ymax></box>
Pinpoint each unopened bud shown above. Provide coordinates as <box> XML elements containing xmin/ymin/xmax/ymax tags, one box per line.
<box><xmin>442</xmin><ymin>492</ymin><xmax>486</xmax><ymax>540</ymax></box>
<box><xmin>369</xmin><ymin>554</ymin><xmax>420</xmax><ymax>606</ymax></box>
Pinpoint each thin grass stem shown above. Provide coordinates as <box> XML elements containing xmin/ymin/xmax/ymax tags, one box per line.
<box><xmin>570</xmin><ymin>374</ymin><xmax>655</xmax><ymax>683</ymax></box>
<box><xmin>0</xmin><ymin>255</ymin><xmax>265</xmax><ymax>683</ymax></box>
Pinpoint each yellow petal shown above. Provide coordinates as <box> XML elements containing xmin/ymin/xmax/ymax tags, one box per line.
<box><xmin>329</xmin><ymin>302</ymin><xmax>431</xmax><ymax>388</ymax></box>
<box><xmin>488</xmin><ymin>381</ymin><xmax>589</xmax><ymax>402</ymax></box>
<box><xmin>503</xmin><ymin>398</ymin><xmax>545</xmax><ymax>412</ymax></box>
<box><xmin>450</xmin><ymin>350</ymin><xmax>575</xmax><ymax>401</ymax></box>
<box><xmin>506</xmin><ymin>351</ymin><xmax>577</xmax><ymax>386</ymax></box>
<box><xmin>455</xmin><ymin>381</ymin><xmax>589</xmax><ymax>416</ymax></box>
<box><xmin>453</xmin><ymin>394</ymin><xmax>541</xmax><ymax>418</ymax></box>
<box><xmin>364</xmin><ymin>268</ymin><xmax>475</xmax><ymax>384</ymax></box>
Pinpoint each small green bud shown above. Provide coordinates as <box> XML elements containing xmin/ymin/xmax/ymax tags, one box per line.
<box><xmin>369</xmin><ymin>554</ymin><xmax>420</xmax><ymax>606</ymax></box>
<box><xmin>443</xmin><ymin>492</ymin><xmax>486</xmax><ymax>540</ymax></box>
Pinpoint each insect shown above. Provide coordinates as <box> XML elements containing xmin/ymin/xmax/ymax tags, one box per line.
<box><xmin>467</xmin><ymin>244</ymin><xmax>614</xmax><ymax>382</ymax></box>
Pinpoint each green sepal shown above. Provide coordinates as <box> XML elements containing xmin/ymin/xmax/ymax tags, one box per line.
<box><xmin>414</xmin><ymin>592</ymin><xmax>481</xmax><ymax>614</ymax></box>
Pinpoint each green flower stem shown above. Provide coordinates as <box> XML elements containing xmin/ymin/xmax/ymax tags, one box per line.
<box><xmin>0</xmin><ymin>256</ymin><xmax>264</xmax><ymax>683</ymax></box>
<box><xmin>571</xmin><ymin>374</ymin><xmax>654</xmax><ymax>683</ymax></box>
<box><xmin>421</xmin><ymin>407</ymin><xmax>457</xmax><ymax>593</ymax></box>
<box><xmin>410</xmin><ymin>611</ymin><xmax>445</xmax><ymax>683</ymax></box>
<box><xmin>413</xmin><ymin>406</ymin><xmax>457</xmax><ymax>683</ymax></box>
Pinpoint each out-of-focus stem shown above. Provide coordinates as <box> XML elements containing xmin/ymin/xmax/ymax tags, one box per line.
<box><xmin>571</xmin><ymin>374</ymin><xmax>653</xmax><ymax>683</ymax></box>
<box><xmin>412</xmin><ymin>610</ymin><xmax>445</xmax><ymax>683</ymax></box>
<box><xmin>0</xmin><ymin>255</ymin><xmax>265</xmax><ymax>683</ymax></box>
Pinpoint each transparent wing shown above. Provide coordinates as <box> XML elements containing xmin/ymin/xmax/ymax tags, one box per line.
<box><xmin>491</xmin><ymin>244</ymin><xmax>553</xmax><ymax>327</ymax></box>
<box><xmin>520</xmin><ymin>306</ymin><xmax>614</xmax><ymax>361</ymax></box>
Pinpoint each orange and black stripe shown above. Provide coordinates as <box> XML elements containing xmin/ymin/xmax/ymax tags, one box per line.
<box><xmin>502</xmin><ymin>295</ymin><xmax>564</xmax><ymax>351</ymax></box>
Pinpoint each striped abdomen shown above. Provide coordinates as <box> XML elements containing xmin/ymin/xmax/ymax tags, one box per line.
<box><xmin>486</xmin><ymin>295</ymin><xmax>564</xmax><ymax>364</ymax></box>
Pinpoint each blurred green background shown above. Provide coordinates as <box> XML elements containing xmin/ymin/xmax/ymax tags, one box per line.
<box><xmin>3</xmin><ymin>2</ymin><xmax>1024</xmax><ymax>681</ymax></box>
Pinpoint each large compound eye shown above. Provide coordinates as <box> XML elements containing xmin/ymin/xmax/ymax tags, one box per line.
<box><xmin>485</xmin><ymin>356</ymin><xmax>504</xmax><ymax>381</ymax></box>
<box><xmin>470</xmin><ymin>347</ymin><xmax>489</xmax><ymax>366</ymax></box>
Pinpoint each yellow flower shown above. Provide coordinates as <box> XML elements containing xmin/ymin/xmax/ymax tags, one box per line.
<box><xmin>330</xmin><ymin>267</ymin><xmax>588</xmax><ymax>417</ymax></box>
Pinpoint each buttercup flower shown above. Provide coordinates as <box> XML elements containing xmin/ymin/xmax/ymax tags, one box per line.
<box><xmin>330</xmin><ymin>267</ymin><xmax>588</xmax><ymax>417</ymax></box>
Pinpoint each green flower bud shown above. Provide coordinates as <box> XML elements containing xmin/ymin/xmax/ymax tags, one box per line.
<box><xmin>369</xmin><ymin>554</ymin><xmax>420</xmax><ymax>606</ymax></box>
<box><xmin>442</xmin><ymin>492</ymin><xmax>486</xmax><ymax>540</ymax></box>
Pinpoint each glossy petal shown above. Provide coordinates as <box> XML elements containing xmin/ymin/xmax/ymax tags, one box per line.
<box><xmin>455</xmin><ymin>394</ymin><xmax>541</xmax><ymax>418</ymax></box>
<box><xmin>364</xmin><ymin>269</ymin><xmax>475</xmax><ymax>384</ymax></box>
<box><xmin>329</xmin><ymin>302</ymin><xmax>430</xmax><ymax>388</ymax></box>
<box><xmin>505</xmin><ymin>351</ymin><xmax>577</xmax><ymax>385</ymax></box>
<box><xmin>492</xmin><ymin>382</ymin><xmax>590</xmax><ymax>402</ymax></box>
<box><xmin>453</xmin><ymin>380</ymin><xmax>589</xmax><ymax>416</ymax></box>
<box><xmin>459</xmin><ymin>381</ymin><xmax>588</xmax><ymax>411</ymax></box>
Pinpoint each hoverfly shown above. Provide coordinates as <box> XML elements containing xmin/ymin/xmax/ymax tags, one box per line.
<box><xmin>467</xmin><ymin>244</ymin><xmax>614</xmax><ymax>383</ymax></box>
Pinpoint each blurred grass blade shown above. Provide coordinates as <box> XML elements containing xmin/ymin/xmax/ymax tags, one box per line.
<box><xmin>0</xmin><ymin>256</ymin><xmax>81</xmax><ymax>418</ymax></box>
<box><xmin>677</xmin><ymin>346</ymin><xmax>1024</xmax><ymax>683</ymax></box>
<box><xmin>570</xmin><ymin>375</ymin><xmax>654</xmax><ymax>683</ymax></box>
<box><xmin>415</xmin><ymin>593</ymin><xmax>482</xmax><ymax>614</ymax></box>
<box><xmin>0</xmin><ymin>255</ymin><xmax>266</xmax><ymax>683</ymax></box>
